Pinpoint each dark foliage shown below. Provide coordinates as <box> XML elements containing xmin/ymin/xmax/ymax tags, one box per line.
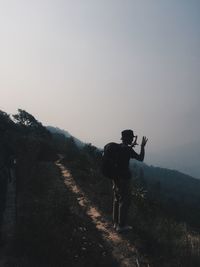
<box><xmin>0</xmin><ymin>108</ymin><xmax>55</xmax><ymax>234</ymax></box>
<box><xmin>130</xmin><ymin>162</ymin><xmax>200</xmax><ymax>228</ymax></box>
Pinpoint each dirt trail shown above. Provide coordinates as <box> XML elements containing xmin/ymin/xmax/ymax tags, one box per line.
<box><xmin>56</xmin><ymin>161</ymin><xmax>149</xmax><ymax>267</ymax></box>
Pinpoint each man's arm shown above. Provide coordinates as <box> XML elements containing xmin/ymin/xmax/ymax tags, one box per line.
<box><xmin>131</xmin><ymin>136</ymin><xmax>148</xmax><ymax>162</ymax></box>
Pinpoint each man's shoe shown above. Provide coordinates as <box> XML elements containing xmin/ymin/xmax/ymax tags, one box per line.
<box><xmin>116</xmin><ymin>225</ymin><xmax>133</xmax><ymax>233</ymax></box>
<box><xmin>113</xmin><ymin>223</ymin><xmax>118</xmax><ymax>230</ymax></box>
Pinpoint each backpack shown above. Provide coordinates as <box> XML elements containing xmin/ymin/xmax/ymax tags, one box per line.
<box><xmin>101</xmin><ymin>142</ymin><xmax>120</xmax><ymax>179</ymax></box>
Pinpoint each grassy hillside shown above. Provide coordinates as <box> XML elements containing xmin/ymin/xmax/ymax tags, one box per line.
<box><xmin>130</xmin><ymin>161</ymin><xmax>200</xmax><ymax>228</ymax></box>
<box><xmin>1</xmin><ymin>108</ymin><xmax>200</xmax><ymax>266</ymax></box>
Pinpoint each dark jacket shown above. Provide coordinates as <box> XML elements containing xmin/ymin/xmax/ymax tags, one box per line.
<box><xmin>117</xmin><ymin>143</ymin><xmax>144</xmax><ymax>179</ymax></box>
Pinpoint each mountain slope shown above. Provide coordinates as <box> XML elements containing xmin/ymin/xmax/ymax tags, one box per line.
<box><xmin>47</xmin><ymin>126</ymin><xmax>85</xmax><ymax>148</ymax></box>
<box><xmin>148</xmin><ymin>140</ymin><xmax>200</xmax><ymax>179</ymax></box>
<box><xmin>130</xmin><ymin>160</ymin><xmax>200</xmax><ymax>227</ymax></box>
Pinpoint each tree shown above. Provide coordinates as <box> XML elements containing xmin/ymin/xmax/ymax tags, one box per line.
<box><xmin>13</xmin><ymin>109</ymin><xmax>51</xmax><ymax>139</ymax></box>
<box><xmin>13</xmin><ymin>109</ymin><xmax>40</xmax><ymax>127</ymax></box>
<box><xmin>0</xmin><ymin>110</ymin><xmax>15</xmax><ymax>132</ymax></box>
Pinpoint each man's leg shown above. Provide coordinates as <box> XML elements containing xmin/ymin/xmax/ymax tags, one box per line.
<box><xmin>112</xmin><ymin>180</ymin><xmax>119</xmax><ymax>227</ymax></box>
<box><xmin>118</xmin><ymin>179</ymin><xmax>132</xmax><ymax>227</ymax></box>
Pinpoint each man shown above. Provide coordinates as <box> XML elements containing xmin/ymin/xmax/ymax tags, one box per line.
<box><xmin>113</xmin><ymin>129</ymin><xmax>148</xmax><ymax>232</ymax></box>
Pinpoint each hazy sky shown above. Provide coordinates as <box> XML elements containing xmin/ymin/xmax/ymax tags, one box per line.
<box><xmin>1</xmin><ymin>0</ymin><xmax>200</xmax><ymax>169</ymax></box>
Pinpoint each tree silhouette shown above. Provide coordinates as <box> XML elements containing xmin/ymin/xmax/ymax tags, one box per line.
<box><xmin>13</xmin><ymin>109</ymin><xmax>50</xmax><ymax>139</ymax></box>
<box><xmin>13</xmin><ymin>109</ymin><xmax>41</xmax><ymax>127</ymax></box>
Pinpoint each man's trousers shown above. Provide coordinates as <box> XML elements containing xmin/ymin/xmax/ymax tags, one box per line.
<box><xmin>112</xmin><ymin>178</ymin><xmax>132</xmax><ymax>227</ymax></box>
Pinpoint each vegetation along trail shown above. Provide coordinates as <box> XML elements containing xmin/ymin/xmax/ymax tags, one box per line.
<box><xmin>0</xmin><ymin>171</ymin><xmax>16</xmax><ymax>266</ymax></box>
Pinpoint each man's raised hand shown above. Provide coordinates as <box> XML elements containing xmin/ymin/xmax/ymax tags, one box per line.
<box><xmin>141</xmin><ymin>136</ymin><xmax>148</xmax><ymax>147</ymax></box>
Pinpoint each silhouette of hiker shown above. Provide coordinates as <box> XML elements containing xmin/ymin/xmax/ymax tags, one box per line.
<box><xmin>113</xmin><ymin>130</ymin><xmax>148</xmax><ymax>233</ymax></box>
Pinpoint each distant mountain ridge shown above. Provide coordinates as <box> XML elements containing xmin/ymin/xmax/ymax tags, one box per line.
<box><xmin>148</xmin><ymin>140</ymin><xmax>200</xmax><ymax>179</ymax></box>
<box><xmin>47</xmin><ymin>126</ymin><xmax>85</xmax><ymax>148</ymax></box>
<box><xmin>131</xmin><ymin>160</ymin><xmax>200</xmax><ymax>197</ymax></box>
<box><xmin>130</xmin><ymin>160</ymin><xmax>200</xmax><ymax>227</ymax></box>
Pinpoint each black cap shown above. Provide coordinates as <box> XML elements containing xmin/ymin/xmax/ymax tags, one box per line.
<box><xmin>121</xmin><ymin>129</ymin><xmax>135</xmax><ymax>140</ymax></box>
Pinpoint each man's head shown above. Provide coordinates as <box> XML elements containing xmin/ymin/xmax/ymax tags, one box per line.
<box><xmin>121</xmin><ymin>129</ymin><xmax>135</xmax><ymax>145</ymax></box>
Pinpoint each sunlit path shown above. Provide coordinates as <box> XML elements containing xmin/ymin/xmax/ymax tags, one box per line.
<box><xmin>56</xmin><ymin>160</ymin><xmax>149</xmax><ymax>267</ymax></box>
